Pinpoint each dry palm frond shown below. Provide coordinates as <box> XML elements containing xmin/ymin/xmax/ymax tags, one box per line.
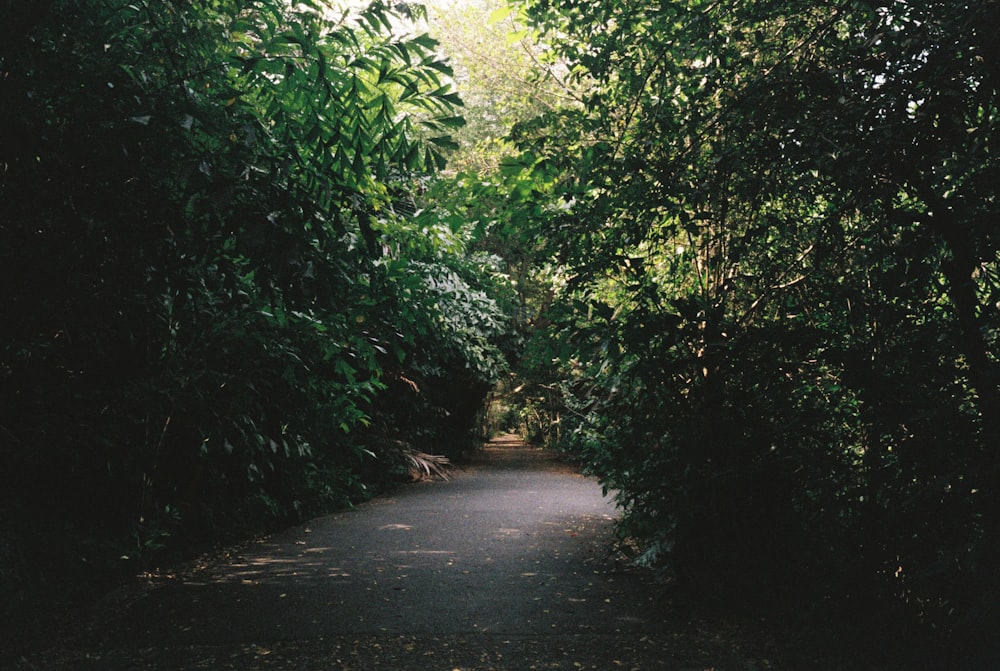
<box><xmin>404</xmin><ymin>448</ymin><xmax>451</xmax><ymax>481</ymax></box>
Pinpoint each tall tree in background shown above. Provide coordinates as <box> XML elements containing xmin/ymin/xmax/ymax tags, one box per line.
<box><xmin>415</xmin><ymin>0</ymin><xmax>585</xmax><ymax>435</ymax></box>
<box><xmin>425</xmin><ymin>0</ymin><xmax>578</xmax><ymax>173</ymax></box>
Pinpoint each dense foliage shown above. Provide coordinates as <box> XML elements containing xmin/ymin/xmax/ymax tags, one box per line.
<box><xmin>3</xmin><ymin>0</ymin><xmax>997</xmax><ymax>656</ymax></box>
<box><xmin>0</xmin><ymin>0</ymin><xmax>515</xmax><ymax>608</ymax></box>
<box><xmin>498</xmin><ymin>0</ymin><xmax>999</xmax><ymax>645</ymax></box>
<box><xmin>425</xmin><ymin>0</ymin><xmax>578</xmax><ymax>173</ymax></box>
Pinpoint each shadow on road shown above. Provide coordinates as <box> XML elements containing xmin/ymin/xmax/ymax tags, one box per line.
<box><xmin>9</xmin><ymin>435</ymin><xmax>785</xmax><ymax>670</ymax></box>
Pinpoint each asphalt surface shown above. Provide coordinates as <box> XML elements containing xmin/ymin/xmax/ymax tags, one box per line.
<box><xmin>13</xmin><ymin>438</ymin><xmax>777</xmax><ymax>670</ymax></box>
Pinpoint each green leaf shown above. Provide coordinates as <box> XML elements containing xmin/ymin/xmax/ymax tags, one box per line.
<box><xmin>427</xmin><ymin>135</ymin><xmax>459</xmax><ymax>151</ymax></box>
<box><xmin>505</xmin><ymin>29</ymin><xmax>529</xmax><ymax>46</ymax></box>
<box><xmin>488</xmin><ymin>6</ymin><xmax>512</xmax><ymax>24</ymax></box>
<box><xmin>433</xmin><ymin>115</ymin><xmax>467</xmax><ymax>129</ymax></box>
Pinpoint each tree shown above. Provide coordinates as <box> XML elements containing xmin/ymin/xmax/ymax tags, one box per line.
<box><xmin>424</xmin><ymin>0</ymin><xmax>579</xmax><ymax>173</ymax></box>
<box><xmin>501</xmin><ymin>0</ymin><xmax>998</xmax><ymax>642</ymax></box>
<box><xmin>0</xmin><ymin>0</ymin><xmax>514</xmax><ymax>607</ymax></box>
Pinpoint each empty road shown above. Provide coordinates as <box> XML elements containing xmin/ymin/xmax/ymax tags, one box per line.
<box><xmin>15</xmin><ymin>438</ymin><xmax>770</xmax><ymax>670</ymax></box>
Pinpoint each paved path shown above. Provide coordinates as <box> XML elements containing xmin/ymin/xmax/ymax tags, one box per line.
<box><xmin>16</xmin><ymin>438</ymin><xmax>771</xmax><ymax>670</ymax></box>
